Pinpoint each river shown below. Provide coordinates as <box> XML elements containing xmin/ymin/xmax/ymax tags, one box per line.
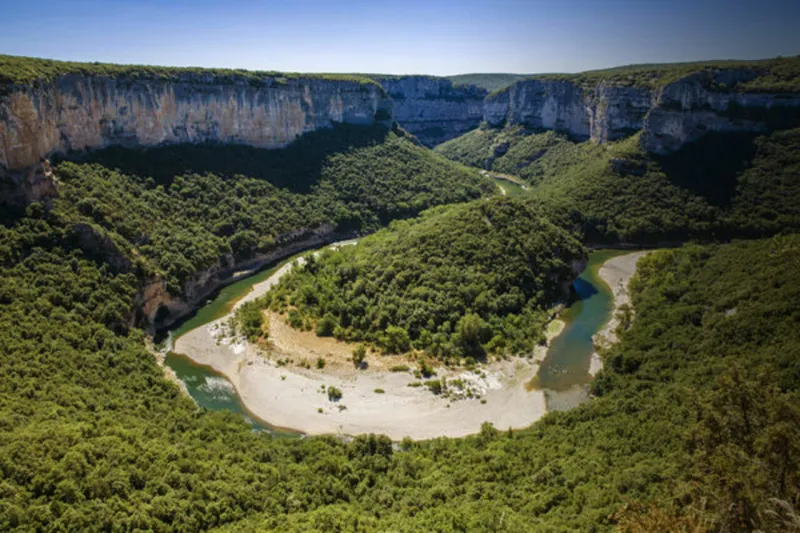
<box><xmin>163</xmin><ymin>248</ymin><xmax>627</xmax><ymax>433</ymax></box>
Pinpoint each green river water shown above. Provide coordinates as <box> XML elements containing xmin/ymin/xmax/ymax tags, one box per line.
<box><xmin>164</xmin><ymin>249</ymin><xmax>628</xmax><ymax>433</ymax></box>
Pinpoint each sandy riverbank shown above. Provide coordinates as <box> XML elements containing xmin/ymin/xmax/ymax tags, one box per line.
<box><xmin>588</xmin><ymin>251</ymin><xmax>648</xmax><ymax>376</ymax></box>
<box><xmin>173</xmin><ymin>244</ymin><xmax>565</xmax><ymax>439</ymax></box>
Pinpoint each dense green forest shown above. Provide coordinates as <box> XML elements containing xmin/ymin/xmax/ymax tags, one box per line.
<box><xmin>2</xmin><ymin>52</ymin><xmax>799</xmax><ymax>531</ymax></box>
<box><xmin>16</xmin><ymin>125</ymin><xmax>491</xmax><ymax>300</ymax></box>
<box><xmin>3</xmin><ymin>182</ymin><xmax>797</xmax><ymax>532</ymax></box>
<box><xmin>244</xmin><ymin>198</ymin><xmax>586</xmax><ymax>360</ymax></box>
<box><xmin>436</xmin><ymin>126</ymin><xmax>800</xmax><ymax>243</ymax></box>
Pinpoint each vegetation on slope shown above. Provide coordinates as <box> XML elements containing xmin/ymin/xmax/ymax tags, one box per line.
<box><xmin>436</xmin><ymin>126</ymin><xmax>800</xmax><ymax>243</ymax></box>
<box><xmin>35</xmin><ymin>125</ymin><xmax>492</xmax><ymax>298</ymax></box>
<box><xmin>247</xmin><ymin>197</ymin><xmax>586</xmax><ymax>360</ymax></box>
<box><xmin>2</xmin><ymin>133</ymin><xmax>799</xmax><ymax>533</ymax></box>
<box><xmin>0</xmin><ymin>54</ymin><xmax>383</xmax><ymax>88</ymax></box>
<box><xmin>446</xmin><ymin>73</ymin><xmax>529</xmax><ymax>92</ymax></box>
<box><xmin>488</xmin><ymin>55</ymin><xmax>800</xmax><ymax>95</ymax></box>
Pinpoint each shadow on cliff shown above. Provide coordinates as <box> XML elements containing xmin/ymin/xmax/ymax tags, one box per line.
<box><xmin>654</xmin><ymin>132</ymin><xmax>759</xmax><ymax>208</ymax></box>
<box><xmin>69</xmin><ymin>123</ymin><xmax>391</xmax><ymax>193</ymax></box>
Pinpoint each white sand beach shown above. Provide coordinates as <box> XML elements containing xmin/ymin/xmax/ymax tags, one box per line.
<box><xmin>589</xmin><ymin>251</ymin><xmax>648</xmax><ymax>376</ymax></box>
<box><xmin>173</xmin><ymin>244</ymin><xmax>563</xmax><ymax>440</ymax></box>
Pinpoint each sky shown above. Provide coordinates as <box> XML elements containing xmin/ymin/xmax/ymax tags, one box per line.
<box><xmin>1</xmin><ymin>0</ymin><xmax>799</xmax><ymax>75</ymax></box>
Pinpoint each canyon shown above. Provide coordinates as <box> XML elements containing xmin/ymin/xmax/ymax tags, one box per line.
<box><xmin>3</xmin><ymin>60</ymin><xmax>800</xmax><ymax>187</ymax></box>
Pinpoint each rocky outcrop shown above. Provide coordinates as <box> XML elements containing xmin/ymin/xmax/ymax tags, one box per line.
<box><xmin>0</xmin><ymin>72</ymin><xmax>392</xmax><ymax>177</ymax></box>
<box><xmin>484</xmin><ymin>69</ymin><xmax>800</xmax><ymax>153</ymax></box>
<box><xmin>485</xmin><ymin>80</ymin><xmax>591</xmax><ymax>140</ymax></box>
<box><xmin>641</xmin><ymin>70</ymin><xmax>800</xmax><ymax>153</ymax></box>
<box><xmin>377</xmin><ymin>76</ymin><xmax>486</xmax><ymax>146</ymax></box>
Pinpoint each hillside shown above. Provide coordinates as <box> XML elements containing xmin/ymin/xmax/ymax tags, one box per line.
<box><xmin>436</xmin><ymin>126</ymin><xmax>800</xmax><ymax>243</ymax></box>
<box><xmin>5</xmin><ymin>219</ymin><xmax>795</xmax><ymax>530</ymax></box>
<box><xmin>246</xmin><ymin>197</ymin><xmax>586</xmax><ymax>360</ymax></box>
<box><xmin>446</xmin><ymin>73</ymin><xmax>529</xmax><ymax>92</ymax></box>
<box><xmin>6</xmin><ymin>125</ymin><xmax>492</xmax><ymax>328</ymax></box>
<box><xmin>502</xmin><ymin>56</ymin><xmax>800</xmax><ymax>93</ymax></box>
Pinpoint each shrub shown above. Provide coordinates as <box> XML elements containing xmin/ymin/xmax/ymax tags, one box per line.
<box><xmin>327</xmin><ymin>386</ymin><xmax>343</xmax><ymax>402</ymax></box>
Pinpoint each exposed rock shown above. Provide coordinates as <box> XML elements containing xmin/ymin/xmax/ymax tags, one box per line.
<box><xmin>484</xmin><ymin>69</ymin><xmax>800</xmax><ymax>153</ymax></box>
<box><xmin>0</xmin><ymin>73</ymin><xmax>392</xmax><ymax>174</ymax></box>
<box><xmin>377</xmin><ymin>76</ymin><xmax>486</xmax><ymax>146</ymax></box>
<box><xmin>484</xmin><ymin>80</ymin><xmax>590</xmax><ymax>140</ymax></box>
<box><xmin>641</xmin><ymin>70</ymin><xmax>800</xmax><ymax>153</ymax></box>
<box><xmin>589</xmin><ymin>83</ymin><xmax>654</xmax><ymax>143</ymax></box>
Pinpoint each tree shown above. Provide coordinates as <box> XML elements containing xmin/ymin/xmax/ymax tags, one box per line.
<box><xmin>352</xmin><ymin>344</ymin><xmax>367</xmax><ymax>369</ymax></box>
<box><xmin>382</xmin><ymin>326</ymin><xmax>411</xmax><ymax>354</ymax></box>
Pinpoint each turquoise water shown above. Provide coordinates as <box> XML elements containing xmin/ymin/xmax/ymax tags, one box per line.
<box><xmin>534</xmin><ymin>250</ymin><xmax>629</xmax><ymax>392</ymax></box>
<box><xmin>164</xmin><ymin>247</ymin><xmax>626</xmax><ymax>431</ymax></box>
<box><xmin>163</xmin><ymin>249</ymin><xmax>315</xmax><ymax>437</ymax></box>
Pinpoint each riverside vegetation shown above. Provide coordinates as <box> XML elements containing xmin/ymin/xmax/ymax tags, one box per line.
<box><xmin>1</xmin><ymin>55</ymin><xmax>800</xmax><ymax>532</ymax></box>
<box><xmin>436</xmin><ymin>126</ymin><xmax>800</xmax><ymax>243</ymax></box>
<box><xmin>3</xmin><ymin>205</ymin><xmax>798</xmax><ymax>531</ymax></box>
<box><xmin>17</xmin><ymin>125</ymin><xmax>492</xmax><ymax>299</ymax></box>
<box><xmin>240</xmin><ymin>197</ymin><xmax>586</xmax><ymax>360</ymax></box>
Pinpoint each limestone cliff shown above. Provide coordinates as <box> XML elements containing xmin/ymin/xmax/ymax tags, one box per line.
<box><xmin>0</xmin><ymin>71</ymin><xmax>392</xmax><ymax>180</ymax></box>
<box><xmin>642</xmin><ymin>70</ymin><xmax>800</xmax><ymax>153</ymax></box>
<box><xmin>484</xmin><ymin>68</ymin><xmax>800</xmax><ymax>152</ymax></box>
<box><xmin>377</xmin><ymin>76</ymin><xmax>486</xmax><ymax>146</ymax></box>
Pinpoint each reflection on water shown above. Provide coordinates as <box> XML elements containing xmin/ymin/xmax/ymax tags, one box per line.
<box><xmin>534</xmin><ymin>250</ymin><xmax>631</xmax><ymax>409</ymax></box>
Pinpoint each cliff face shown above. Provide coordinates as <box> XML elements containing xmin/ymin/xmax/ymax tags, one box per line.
<box><xmin>484</xmin><ymin>70</ymin><xmax>800</xmax><ymax>152</ymax></box>
<box><xmin>485</xmin><ymin>80</ymin><xmax>591</xmax><ymax>140</ymax></box>
<box><xmin>377</xmin><ymin>76</ymin><xmax>486</xmax><ymax>146</ymax></box>
<box><xmin>0</xmin><ymin>73</ymin><xmax>392</xmax><ymax>174</ymax></box>
<box><xmin>642</xmin><ymin>70</ymin><xmax>800</xmax><ymax>153</ymax></box>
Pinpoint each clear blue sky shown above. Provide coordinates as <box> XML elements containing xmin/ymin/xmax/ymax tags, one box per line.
<box><xmin>2</xmin><ymin>0</ymin><xmax>798</xmax><ymax>75</ymax></box>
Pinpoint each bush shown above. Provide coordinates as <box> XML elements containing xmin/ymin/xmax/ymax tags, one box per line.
<box><xmin>316</xmin><ymin>314</ymin><xmax>338</xmax><ymax>337</ymax></box>
<box><xmin>352</xmin><ymin>344</ymin><xmax>367</xmax><ymax>368</ymax></box>
<box><xmin>327</xmin><ymin>386</ymin><xmax>343</xmax><ymax>402</ymax></box>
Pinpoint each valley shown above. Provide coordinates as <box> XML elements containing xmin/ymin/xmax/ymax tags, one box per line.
<box><xmin>1</xmin><ymin>51</ymin><xmax>799</xmax><ymax>532</ymax></box>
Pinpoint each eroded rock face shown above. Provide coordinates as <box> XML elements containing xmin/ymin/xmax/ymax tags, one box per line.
<box><xmin>0</xmin><ymin>73</ymin><xmax>392</xmax><ymax>173</ymax></box>
<box><xmin>484</xmin><ymin>69</ymin><xmax>800</xmax><ymax>152</ymax></box>
<box><xmin>641</xmin><ymin>71</ymin><xmax>800</xmax><ymax>153</ymax></box>
<box><xmin>485</xmin><ymin>80</ymin><xmax>591</xmax><ymax>140</ymax></box>
<box><xmin>377</xmin><ymin>76</ymin><xmax>486</xmax><ymax>146</ymax></box>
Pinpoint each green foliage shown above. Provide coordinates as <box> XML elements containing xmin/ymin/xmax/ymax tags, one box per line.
<box><xmin>327</xmin><ymin>386</ymin><xmax>343</xmax><ymax>402</ymax></box>
<box><xmin>2</xmin><ymin>197</ymin><xmax>799</xmax><ymax>531</ymax></box>
<box><xmin>446</xmin><ymin>73</ymin><xmax>529</xmax><ymax>92</ymax></box>
<box><xmin>51</xmin><ymin>125</ymin><xmax>490</xmax><ymax>298</ymax></box>
<box><xmin>489</xmin><ymin>55</ymin><xmax>800</xmax><ymax>95</ymax></box>
<box><xmin>352</xmin><ymin>344</ymin><xmax>367</xmax><ymax>368</ymax></box>
<box><xmin>259</xmin><ymin>197</ymin><xmax>586</xmax><ymax>359</ymax></box>
<box><xmin>0</xmin><ymin>54</ymin><xmax>384</xmax><ymax>90</ymax></box>
<box><xmin>438</xmin><ymin>126</ymin><xmax>800</xmax><ymax>244</ymax></box>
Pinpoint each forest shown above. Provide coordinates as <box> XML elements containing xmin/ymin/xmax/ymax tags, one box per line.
<box><xmin>436</xmin><ymin>126</ymin><xmax>800</xmax><ymax>243</ymax></box>
<box><xmin>245</xmin><ymin>197</ymin><xmax>586</xmax><ymax>360</ymax></box>
<box><xmin>11</xmin><ymin>125</ymin><xmax>492</xmax><ymax>299</ymax></box>
<box><xmin>1</xmin><ymin>52</ymin><xmax>799</xmax><ymax>532</ymax></box>
<box><xmin>2</xmin><ymin>189</ymin><xmax>797</xmax><ymax>531</ymax></box>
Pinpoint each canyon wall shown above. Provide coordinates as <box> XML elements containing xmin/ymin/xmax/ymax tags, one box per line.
<box><xmin>0</xmin><ymin>72</ymin><xmax>392</xmax><ymax>179</ymax></box>
<box><xmin>483</xmin><ymin>69</ymin><xmax>800</xmax><ymax>153</ymax></box>
<box><xmin>377</xmin><ymin>76</ymin><xmax>487</xmax><ymax>146</ymax></box>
